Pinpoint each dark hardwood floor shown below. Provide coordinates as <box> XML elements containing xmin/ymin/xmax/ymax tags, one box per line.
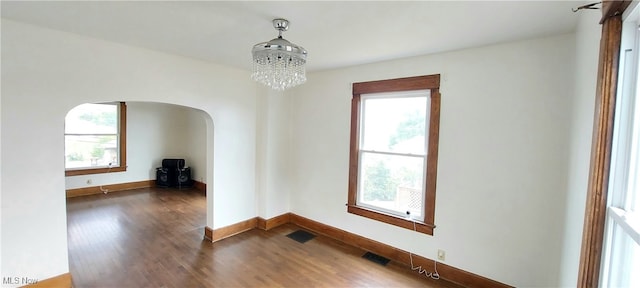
<box><xmin>67</xmin><ymin>187</ymin><xmax>462</xmax><ymax>287</ymax></box>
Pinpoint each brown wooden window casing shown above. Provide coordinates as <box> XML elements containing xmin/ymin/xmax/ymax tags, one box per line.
<box><xmin>65</xmin><ymin>102</ymin><xmax>127</xmax><ymax>176</ymax></box>
<box><xmin>347</xmin><ymin>75</ymin><xmax>441</xmax><ymax>235</ymax></box>
<box><xmin>578</xmin><ymin>1</ymin><xmax>632</xmax><ymax>287</ymax></box>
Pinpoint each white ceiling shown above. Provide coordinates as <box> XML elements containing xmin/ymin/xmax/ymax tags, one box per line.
<box><xmin>1</xmin><ymin>1</ymin><xmax>583</xmax><ymax>72</ymax></box>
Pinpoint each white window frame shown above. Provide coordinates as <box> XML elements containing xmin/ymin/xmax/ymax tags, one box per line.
<box><xmin>356</xmin><ymin>90</ymin><xmax>430</xmax><ymax>220</ymax></box>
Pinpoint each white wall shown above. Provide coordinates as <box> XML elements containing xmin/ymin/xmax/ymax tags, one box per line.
<box><xmin>181</xmin><ymin>106</ymin><xmax>208</xmax><ymax>183</ymax></box>
<box><xmin>158</xmin><ymin>103</ymin><xmax>206</xmax><ymax>177</ymax></box>
<box><xmin>256</xmin><ymin>89</ymin><xmax>292</xmax><ymax>219</ymax></box>
<box><xmin>558</xmin><ymin>10</ymin><xmax>602</xmax><ymax>287</ymax></box>
<box><xmin>1</xmin><ymin>19</ymin><xmax>257</xmax><ymax>285</ymax></box>
<box><xmin>289</xmin><ymin>34</ymin><xmax>576</xmax><ymax>287</ymax></box>
<box><xmin>65</xmin><ymin>102</ymin><xmax>207</xmax><ymax>189</ymax></box>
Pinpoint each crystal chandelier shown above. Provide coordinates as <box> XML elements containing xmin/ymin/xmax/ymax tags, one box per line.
<box><xmin>251</xmin><ymin>19</ymin><xmax>307</xmax><ymax>91</ymax></box>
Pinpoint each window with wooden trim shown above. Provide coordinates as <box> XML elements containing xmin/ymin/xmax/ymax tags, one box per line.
<box><xmin>65</xmin><ymin>102</ymin><xmax>127</xmax><ymax>176</ymax></box>
<box><xmin>348</xmin><ymin>75</ymin><xmax>441</xmax><ymax>235</ymax></box>
<box><xmin>599</xmin><ymin>5</ymin><xmax>640</xmax><ymax>286</ymax></box>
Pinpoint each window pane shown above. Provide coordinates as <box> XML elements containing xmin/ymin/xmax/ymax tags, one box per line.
<box><xmin>362</xmin><ymin>94</ymin><xmax>428</xmax><ymax>155</ymax></box>
<box><xmin>631</xmin><ymin>124</ymin><xmax>640</xmax><ymax>212</ymax></box>
<box><xmin>605</xmin><ymin>223</ymin><xmax>640</xmax><ymax>287</ymax></box>
<box><xmin>65</xmin><ymin>103</ymin><xmax>118</xmax><ymax>134</ymax></box>
<box><xmin>358</xmin><ymin>151</ymin><xmax>424</xmax><ymax>217</ymax></box>
<box><xmin>65</xmin><ymin>135</ymin><xmax>118</xmax><ymax>169</ymax></box>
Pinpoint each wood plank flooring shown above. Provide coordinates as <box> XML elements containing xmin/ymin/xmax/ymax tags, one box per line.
<box><xmin>66</xmin><ymin>187</ymin><xmax>462</xmax><ymax>287</ymax></box>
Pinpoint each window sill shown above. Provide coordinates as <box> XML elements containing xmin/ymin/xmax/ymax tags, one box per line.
<box><xmin>347</xmin><ymin>205</ymin><xmax>434</xmax><ymax>235</ymax></box>
<box><xmin>65</xmin><ymin>166</ymin><xmax>126</xmax><ymax>177</ymax></box>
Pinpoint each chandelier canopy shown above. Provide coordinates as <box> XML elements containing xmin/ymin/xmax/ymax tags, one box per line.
<box><xmin>251</xmin><ymin>18</ymin><xmax>307</xmax><ymax>91</ymax></box>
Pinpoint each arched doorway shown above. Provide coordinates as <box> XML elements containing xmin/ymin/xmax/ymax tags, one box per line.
<box><xmin>63</xmin><ymin>101</ymin><xmax>215</xmax><ymax>285</ymax></box>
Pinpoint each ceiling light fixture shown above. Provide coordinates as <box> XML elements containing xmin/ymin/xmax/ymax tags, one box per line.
<box><xmin>251</xmin><ymin>18</ymin><xmax>307</xmax><ymax>91</ymax></box>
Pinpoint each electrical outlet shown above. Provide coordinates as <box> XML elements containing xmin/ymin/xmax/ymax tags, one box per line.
<box><xmin>86</xmin><ymin>179</ymin><xmax>92</xmax><ymax>185</ymax></box>
<box><xmin>437</xmin><ymin>249</ymin><xmax>445</xmax><ymax>261</ymax></box>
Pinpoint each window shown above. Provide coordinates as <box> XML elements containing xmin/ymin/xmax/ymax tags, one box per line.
<box><xmin>600</xmin><ymin>6</ymin><xmax>640</xmax><ymax>286</ymax></box>
<box><xmin>65</xmin><ymin>102</ymin><xmax>127</xmax><ymax>176</ymax></box>
<box><xmin>348</xmin><ymin>75</ymin><xmax>440</xmax><ymax>235</ymax></box>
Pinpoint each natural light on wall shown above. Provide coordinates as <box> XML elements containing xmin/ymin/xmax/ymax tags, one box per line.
<box><xmin>65</xmin><ymin>103</ymin><xmax>120</xmax><ymax>170</ymax></box>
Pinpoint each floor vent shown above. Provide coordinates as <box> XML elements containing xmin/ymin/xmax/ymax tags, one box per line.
<box><xmin>362</xmin><ymin>252</ymin><xmax>390</xmax><ymax>266</ymax></box>
<box><xmin>286</xmin><ymin>230</ymin><xmax>316</xmax><ymax>243</ymax></box>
